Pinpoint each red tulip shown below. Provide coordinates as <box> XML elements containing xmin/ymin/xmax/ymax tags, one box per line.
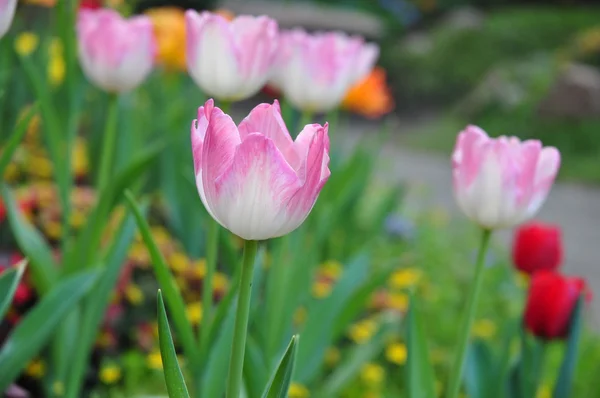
<box><xmin>79</xmin><ymin>0</ymin><xmax>102</xmax><ymax>10</ymax></box>
<box><xmin>513</xmin><ymin>221</ymin><xmax>562</xmax><ymax>275</ymax></box>
<box><xmin>524</xmin><ymin>270</ymin><xmax>590</xmax><ymax>340</ymax></box>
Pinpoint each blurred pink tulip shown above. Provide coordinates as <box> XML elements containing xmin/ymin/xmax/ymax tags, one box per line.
<box><xmin>452</xmin><ymin>125</ymin><xmax>560</xmax><ymax>229</ymax></box>
<box><xmin>185</xmin><ymin>11</ymin><xmax>278</xmax><ymax>101</ymax></box>
<box><xmin>191</xmin><ymin>99</ymin><xmax>330</xmax><ymax>240</ymax></box>
<box><xmin>0</xmin><ymin>0</ymin><xmax>17</xmax><ymax>39</ymax></box>
<box><xmin>270</xmin><ymin>29</ymin><xmax>379</xmax><ymax>113</ymax></box>
<box><xmin>77</xmin><ymin>8</ymin><xmax>155</xmax><ymax>92</ymax></box>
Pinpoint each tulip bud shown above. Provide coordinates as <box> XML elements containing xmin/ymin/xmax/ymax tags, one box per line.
<box><xmin>512</xmin><ymin>221</ymin><xmax>562</xmax><ymax>275</ymax></box>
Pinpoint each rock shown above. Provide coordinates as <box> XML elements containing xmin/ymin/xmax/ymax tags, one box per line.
<box><xmin>440</xmin><ymin>6</ymin><xmax>485</xmax><ymax>31</ymax></box>
<box><xmin>537</xmin><ymin>63</ymin><xmax>600</xmax><ymax>118</ymax></box>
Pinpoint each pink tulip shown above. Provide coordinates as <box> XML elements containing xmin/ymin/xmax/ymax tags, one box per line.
<box><xmin>270</xmin><ymin>29</ymin><xmax>379</xmax><ymax>113</ymax></box>
<box><xmin>0</xmin><ymin>0</ymin><xmax>17</xmax><ymax>39</ymax></box>
<box><xmin>77</xmin><ymin>8</ymin><xmax>155</xmax><ymax>92</ymax></box>
<box><xmin>452</xmin><ymin>125</ymin><xmax>560</xmax><ymax>229</ymax></box>
<box><xmin>185</xmin><ymin>11</ymin><xmax>278</xmax><ymax>101</ymax></box>
<box><xmin>191</xmin><ymin>99</ymin><xmax>330</xmax><ymax>240</ymax></box>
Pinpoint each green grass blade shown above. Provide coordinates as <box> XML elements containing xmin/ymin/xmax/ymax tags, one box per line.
<box><xmin>0</xmin><ymin>104</ymin><xmax>37</xmax><ymax>176</ymax></box>
<box><xmin>407</xmin><ymin>295</ymin><xmax>436</xmax><ymax>398</ymax></box>
<box><xmin>0</xmin><ymin>259</ymin><xmax>27</xmax><ymax>319</ymax></box>
<box><xmin>553</xmin><ymin>297</ymin><xmax>584</xmax><ymax>398</ymax></box>
<box><xmin>261</xmin><ymin>335</ymin><xmax>299</xmax><ymax>398</ymax></box>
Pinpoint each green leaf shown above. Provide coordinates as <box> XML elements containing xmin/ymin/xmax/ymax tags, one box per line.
<box><xmin>0</xmin><ymin>259</ymin><xmax>27</xmax><ymax>319</ymax></box>
<box><xmin>0</xmin><ymin>269</ymin><xmax>99</xmax><ymax>391</ymax></box>
<box><xmin>158</xmin><ymin>290</ymin><xmax>191</xmax><ymax>398</ymax></box>
<box><xmin>0</xmin><ymin>184</ymin><xmax>58</xmax><ymax>292</ymax></box>
<box><xmin>406</xmin><ymin>295</ymin><xmax>436</xmax><ymax>398</ymax></box>
<box><xmin>261</xmin><ymin>335</ymin><xmax>299</xmax><ymax>398</ymax></box>
<box><xmin>65</xmin><ymin>206</ymin><xmax>140</xmax><ymax>398</ymax></box>
<box><xmin>0</xmin><ymin>104</ymin><xmax>37</xmax><ymax>176</ymax></box>
<box><xmin>553</xmin><ymin>296</ymin><xmax>584</xmax><ymax>398</ymax></box>
<box><xmin>464</xmin><ymin>340</ymin><xmax>495</xmax><ymax>398</ymax></box>
<box><xmin>244</xmin><ymin>334</ymin><xmax>269</xmax><ymax>398</ymax></box>
<box><xmin>124</xmin><ymin>191</ymin><xmax>199</xmax><ymax>364</ymax></box>
<box><xmin>201</xmin><ymin>304</ymin><xmax>236</xmax><ymax>398</ymax></box>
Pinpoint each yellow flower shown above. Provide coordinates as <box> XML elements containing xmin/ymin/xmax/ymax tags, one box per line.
<box><xmin>52</xmin><ymin>381</ymin><xmax>64</xmax><ymax>396</ymax></box>
<box><xmin>3</xmin><ymin>162</ymin><xmax>19</xmax><ymax>182</ymax></box>
<box><xmin>360</xmin><ymin>363</ymin><xmax>385</xmax><ymax>386</ymax></box>
<box><xmin>293</xmin><ymin>307</ymin><xmax>307</xmax><ymax>326</ymax></box>
<box><xmin>348</xmin><ymin>319</ymin><xmax>377</xmax><ymax>344</ymax></box>
<box><xmin>536</xmin><ymin>384</ymin><xmax>552</xmax><ymax>398</ymax></box>
<box><xmin>312</xmin><ymin>280</ymin><xmax>333</xmax><ymax>299</ymax></box>
<box><xmin>169</xmin><ymin>252</ymin><xmax>189</xmax><ymax>274</ymax></box>
<box><xmin>319</xmin><ymin>260</ymin><xmax>343</xmax><ymax>279</ymax></box>
<box><xmin>48</xmin><ymin>53</ymin><xmax>65</xmax><ymax>86</ymax></box>
<box><xmin>151</xmin><ymin>226</ymin><xmax>172</xmax><ymax>246</ymax></box>
<box><xmin>147</xmin><ymin>350</ymin><xmax>163</xmax><ymax>370</ymax></box>
<box><xmin>71</xmin><ymin>137</ymin><xmax>89</xmax><ymax>178</ymax></box>
<box><xmin>49</xmin><ymin>37</ymin><xmax>63</xmax><ymax>56</ymax></box>
<box><xmin>472</xmin><ymin>319</ymin><xmax>497</xmax><ymax>340</ymax></box>
<box><xmin>25</xmin><ymin>358</ymin><xmax>46</xmax><ymax>378</ymax></box>
<box><xmin>213</xmin><ymin>272</ymin><xmax>229</xmax><ymax>292</ymax></box>
<box><xmin>129</xmin><ymin>242</ymin><xmax>150</xmax><ymax>265</ymax></box>
<box><xmin>70</xmin><ymin>210</ymin><xmax>87</xmax><ymax>229</ymax></box>
<box><xmin>385</xmin><ymin>342</ymin><xmax>407</xmax><ymax>365</ymax></box>
<box><xmin>100</xmin><ymin>364</ymin><xmax>122</xmax><ymax>385</ymax></box>
<box><xmin>125</xmin><ymin>284</ymin><xmax>144</xmax><ymax>305</ymax></box>
<box><xmin>192</xmin><ymin>258</ymin><xmax>207</xmax><ymax>278</ymax></box>
<box><xmin>388</xmin><ymin>292</ymin><xmax>409</xmax><ymax>312</ymax></box>
<box><xmin>15</xmin><ymin>32</ymin><xmax>39</xmax><ymax>56</ymax></box>
<box><xmin>44</xmin><ymin>221</ymin><xmax>62</xmax><ymax>240</ymax></box>
<box><xmin>28</xmin><ymin>155</ymin><xmax>53</xmax><ymax>179</ymax></box>
<box><xmin>324</xmin><ymin>347</ymin><xmax>341</xmax><ymax>367</ymax></box>
<box><xmin>288</xmin><ymin>383</ymin><xmax>310</xmax><ymax>398</ymax></box>
<box><xmin>389</xmin><ymin>268</ymin><xmax>422</xmax><ymax>290</ymax></box>
<box><xmin>145</xmin><ymin>7</ymin><xmax>186</xmax><ymax>71</ymax></box>
<box><xmin>186</xmin><ymin>303</ymin><xmax>203</xmax><ymax>325</ymax></box>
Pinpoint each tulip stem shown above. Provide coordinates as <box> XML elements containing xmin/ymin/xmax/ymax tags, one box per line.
<box><xmin>199</xmin><ymin>219</ymin><xmax>219</xmax><ymax>355</ymax></box>
<box><xmin>97</xmin><ymin>94</ymin><xmax>119</xmax><ymax>190</ymax></box>
<box><xmin>226</xmin><ymin>239</ymin><xmax>258</xmax><ymax>398</ymax></box>
<box><xmin>446</xmin><ymin>228</ymin><xmax>492</xmax><ymax>398</ymax></box>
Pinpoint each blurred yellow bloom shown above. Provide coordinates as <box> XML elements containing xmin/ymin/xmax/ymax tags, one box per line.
<box><xmin>293</xmin><ymin>306</ymin><xmax>307</xmax><ymax>326</ymax></box>
<box><xmin>536</xmin><ymin>384</ymin><xmax>552</xmax><ymax>398</ymax></box>
<box><xmin>151</xmin><ymin>226</ymin><xmax>172</xmax><ymax>246</ymax></box>
<box><xmin>324</xmin><ymin>347</ymin><xmax>341</xmax><ymax>367</ymax></box>
<box><xmin>15</xmin><ymin>32</ymin><xmax>39</xmax><ymax>56</ymax></box>
<box><xmin>25</xmin><ymin>358</ymin><xmax>45</xmax><ymax>378</ymax></box>
<box><xmin>52</xmin><ymin>382</ymin><xmax>64</xmax><ymax>396</ymax></box>
<box><xmin>385</xmin><ymin>342</ymin><xmax>407</xmax><ymax>365</ymax></box>
<box><xmin>186</xmin><ymin>302</ymin><xmax>203</xmax><ymax>325</ymax></box>
<box><xmin>388</xmin><ymin>292</ymin><xmax>409</xmax><ymax>312</ymax></box>
<box><xmin>147</xmin><ymin>350</ymin><xmax>163</xmax><ymax>369</ymax></box>
<box><xmin>472</xmin><ymin>319</ymin><xmax>497</xmax><ymax>339</ymax></box>
<box><xmin>28</xmin><ymin>155</ymin><xmax>53</xmax><ymax>179</ymax></box>
<box><xmin>319</xmin><ymin>260</ymin><xmax>343</xmax><ymax>279</ymax></box>
<box><xmin>70</xmin><ymin>210</ymin><xmax>87</xmax><ymax>229</ymax></box>
<box><xmin>388</xmin><ymin>268</ymin><xmax>422</xmax><ymax>290</ymax></box>
<box><xmin>125</xmin><ymin>284</ymin><xmax>144</xmax><ymax>305</ymax></box>
<box><xmin>100</xmin><ymin>365</ymin><xmax>121</xmax><ymax>385</ymax></box>
<box><xmin>341</xmin><ymin>67</ymin><xmax>394</xmax><ymax>119</ymax></box>
<box><xmin>360</xmin><ymin>363</ymin><xmax>385</xmax><ymax>385</ymax></box>
<box><xmin>213</xmin><ymin>272</ymin><xmax>229</xmax><ymax>292</ymax></box>
<box><xmin>129</xmin><ymin>242</ymin><xmax>150</xmax><ymax>265</ymax></box>
<box><xmin>44</xmin><ymin>221</ymin><xmax>62</xmax><ymax>240</ymax></box>
<box><xmin>192</xmin><ymin>258</ymin><xmax>207</xmax><ymax>278</ymax></box>
<box><xmin>71</xmin><ymin>137</ymin><xmax>89</xmax><ymax>178</ymax></box>
<box><xmin>145</xmin><ymin>7</ymin><xmax>186</xmax><ymax>71</ymax></box>
<box><xmin>288</xmin><ymin>383</ymin><xmax>310</xmax><ymax>398</ymax></box>
<box><xmin>169</xmin><ymin>252</ymin><xmax>189</xmax><ymax>273</ymax></box>
<box><xmin>348</xmin><ymin>319</ymin><xmax>377</xmax><ymax>344</ymax></box>
<box><xmin>48</xmin><ymin>52</ymin><xmax>65</xmax><ymax>86</ymax></box>
<box><xmin>575</xmin><ymin>27</ymin><xmax>600</xmax><ymax>54</ymax></box>
<box><xmin>312</xmin><ymin>280</ymin><xmax>333</xmax><ymax>299</ymax></box>
<box><xmin>3</xmin><ymin>163</ymin><xmax>19</xmax><ymax>182</ymax></box>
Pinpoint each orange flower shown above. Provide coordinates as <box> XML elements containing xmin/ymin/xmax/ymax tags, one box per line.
<box><xmin>342</xmin><ymin>67</ymin><xmax>394</xmax><ymax>119</ymax></box>
<box><xmin>145</xmin><ymin>7</ymin><xmax>186</xmax><ymax>71</ymax></box>
<box><xmin>214</xmin><ymin>8</ymin><xmax>235</xmax><ymax>21</ymax></box>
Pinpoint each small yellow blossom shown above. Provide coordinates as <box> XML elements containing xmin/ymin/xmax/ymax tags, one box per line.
<box><xmin>125</xmin><ymin>284</ymin><xmax>144</xmax><ymax>305</ymax></box>
<box><xmin>100</xmin><ymin>364</ymin><xmax>122</xmax><ymax>384</ymax></box>
<box><xmin>386</xmin><ymin>342</ymin><xmax>407</xmax><ymax>365</ymax></box>
<box><xmin>472</xmin><ymin>319</ymin><xmax>497</xmax><ymax>340</ymax></box>
<box><xmin>312</xmin><ymin>280</ymin><xmax>333</xmax><ymax>299</ymax></box>
<box><xmin>48</xmin><ymin>53</ymin><xmax>65</xmax><ymax>86</ymax></box>
<box><xmin>186</xmin><ymin>303</ymin><xmax>203</xmax><ymax>325</ymax></box>
<box><xmin>52</xmin><ymin>381</ymin><xmax>64</xmax><ymax>396</ymax></box>
<box><xmin>324</xmin><ymin>347</ymin><xmax>341</xmax><ymax>367</ymax></box>
<box><xmin>348</xmin><ymin>319</ymin><xmax>377</xmax><ymax>344</ymax></box>
<box><xmin>192</xmin><ymin>258</ymin><xmax>207</xmax><ymax>278</ymax></box>
<box><xmin>151</xmin><ymin>226</ymin><xmax>172</xmax><ymax>246</ymax></box>
<box><xmin>288</xmin><ymin>382</ymin><xmax>310</xmax><ymax>398</ymax></box>
<box><xmin>320</xmin><ymin>260</ymin><xmax>343</xmax><ymax>279</ymax></box>
<box><xmin>129</xmin><ymin>242</ymin><xmax>150</xmax><ymax>265</ymax></box>
<box><xmin>70</xmin><ymin>210</ymin><xmax>87</xmax><ymax>229</ymax></box>
<box><xmin>388</xmin><ymin>268</ymin><xmax>422</xmax><ymax>289</ymax></box>
<box><xmin>44</xmin><ymin>221</ymin><xmax>62</xmax><ymax>240</ymax></box>
<box><xmin>536</xmin><ymin>384</ymin><xmax>552</xmax><ymax>398</ymax></box>
<box><xmin>71</xmin><ymin>137</ymin><xmax>89</xmax><ymax>177</ymax></box>
<box><xmin>3</xmin><ymin>163</ymin><xmax>19</xmax><ymax>181</ymax></box>
<box><xmin>360</xmin><ymin>363</ymin><xmax>385</xmax><ymax>386</ymax></box>
<box><xmin>293</xmin><ymin>307</ymin><xmax>307</xmax><ymax>326</ymax></box>
<box><xmin>147</xmin><ymin>350</ymin><xmax>163</xmax><ymax>370</ymax></box>
<box><xmin>169</xmin><ymin>252</ymin><xmax>189</xmax><ymax>273</ymax></box>
<box><xmin>15</xmin><ymin>32</ymin><xmax>39</xmax><ymax>56</ymax></box>
<box><xmin>25</xmin><ymin>358</ymin><xmax>45</xmax><ymax>378</ymax></box>
<box><xmin>388</xmin><ymin>292</ymin><xmax>409</xmax><ymax>312</ymax></box>
<box><xmin>28</xmin><ymin>155</ymin><xmax>53</xmax><ymax>179</ymax></box>
<box><xmin>213</xmin><ymin>272</ymin><xmax>229</xmax><ymax>292</ymax></box>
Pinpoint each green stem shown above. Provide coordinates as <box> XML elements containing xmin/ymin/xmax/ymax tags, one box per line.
<box><xmin>446</xmin><ymin>229</ymin><xmax>492</xmax><ymax>398</ymax></box>
<box><xmin>226</xmin><ymin>239</ymin><xmax>258</xmax><ymax>398</ymax></box>
<box><xmin>97</xmin><ymin>94</ymin><xmax>119</xmax><ymax>190</ymax></box>
<box><xmin>199</xmin><ymin>219</ymin><xmax>219</xmax><ymax>354</ymax></box>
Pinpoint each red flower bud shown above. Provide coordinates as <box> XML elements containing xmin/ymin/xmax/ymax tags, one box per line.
<box><xmin>79</xmin><ymin>0</ymin><xmax>102</xmax><ymax>10</ymax></box>
<box><xmin>524</xmin><ymin>271</ymin><xmax>590</xmax><ymax>340</ymax></box>
<box><xmin>512</xmin><ymin>221</ymin><xmax>562</xmax><ymax>275</ymax></box>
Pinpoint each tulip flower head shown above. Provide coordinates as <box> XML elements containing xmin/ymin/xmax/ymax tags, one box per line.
<box><xmin>271</xmin><ymin>29</ymin><xmax>379</xmax><ymax>113</ymax></box>
<box><xmin>452</xmin><ymin>126</ymin><xmax>560</xmax><ymax>229</ymax></box>
<box><xmin>191</xmin><ymin>99</ymin><xmax>330</xmax><ymax>240</ymax></box>
<box><xmin>185</xmin><ymin>11</ymin><xmax>279</xmax><ymax>101</ymax></box>
<box><xmin>524</xmin><ymin>270</ymin><xmax>590</xmax><ymax>340</ymax></box>
<box><xmin>77</xmin><ymin>8</ymin><xmax>155</xmax><ymax>92</ymax></box>
<box><xmin>512</xmin><ymin>221</ymin><xmax>562</xmax><ymax>276</ymax></box>
<box><xmin>0</xmin><ymin>0</ymin><xmax>17</xmax><ymax>39</ymax></box>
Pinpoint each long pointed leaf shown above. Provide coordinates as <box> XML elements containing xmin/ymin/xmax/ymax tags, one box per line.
<box><xmin>553</xmin><ymin>297</ymin><xmax>584</xmax><ymax>398</ymax></box>
<box><xmin>0</xmin><ymin>259</ymin><xmax>27</xmax><ymax>319</ymax></box>
<box><xmin>261</xmin><ymin>335</ymin><xmax>299</xmax><ymax>398</ymax></box>
<box><xmin>406</xmin><ymin>295</ymin><xmax>436</xmax><ymax>398</ymax></box>
<box><xmin>0</xmin><ymin>270</ymin><xmax>99</xmax><ymax>391</ymax></box>
<box><xmin>0</xmin><ymin>104</ymin><xmax>37</xmax><ymax>176</ymax></box>
<box><xmin>158</xmin><ymin>290</ymin><xmax>191</xmax><ymax>398</ymax></box>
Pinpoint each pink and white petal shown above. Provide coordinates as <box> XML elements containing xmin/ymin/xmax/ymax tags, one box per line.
<box><xmin>230</xmin><ymin>15</ymin><xmax>278</xmax><ymax>78</ymax></box>
<box><xmin>524</xmin><ymin>146</ymin><xmax>561</xmax><ymax>218</ymax></box>
<box><xmin>212</xmin><ymin>134</ymin><xmax>302</xmax><ymax>240</ymax></box>
<box><xmin>191</xmin><ymin>99</ymin><xmax>215</xmax><ymax>175</ymax></box>
<box><xmin>293</xmin><ymin>123</ymin><xmax>323</xmax><ymax>173</ymax></box>
<box><xmin>452</xmin><ymin>125</ymin><xmax>490</xmax><ymax>190</ymax></box>
<box><xmin>237</xmin><ymin>101</ymin><xmax>297</xmax><ymax>166</ymax></box>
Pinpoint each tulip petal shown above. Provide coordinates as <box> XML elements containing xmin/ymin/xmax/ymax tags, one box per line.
<box><xmin>212</xmin><ymin>134</ymin><xmax>301</xmax><ymax>240</ymax></box>
<box><xmin>191</xmin><ymin>99</ymin><xmax>215</xmax><ymax>175</ymax></box>
<box><xmin>230</xmin><ymin>15</ymin><xmax>278</xmax><ymax>77</ymax></box>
